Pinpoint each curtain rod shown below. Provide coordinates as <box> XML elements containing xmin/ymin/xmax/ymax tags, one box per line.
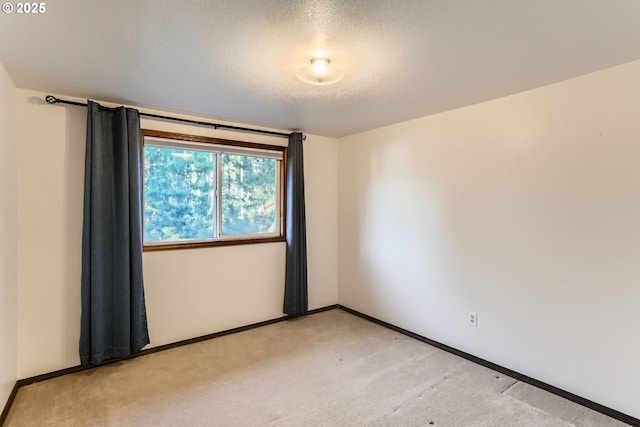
<box><xmin>45</xmin><ymin>95</ymin><xmax>292</xmax><ymax>139</ymax></box>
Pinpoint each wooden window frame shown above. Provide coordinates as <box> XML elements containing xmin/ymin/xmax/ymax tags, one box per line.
<box><xmin>141</xmin><ymin>129</ymin><xmax>287</xmax><ymax>252</ymax></box>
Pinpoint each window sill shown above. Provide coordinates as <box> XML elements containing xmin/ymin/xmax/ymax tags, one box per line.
<box><xmin>143</xmin><ymin>236</ymin><xmax>286</xmax><ymax>252</ymax></box>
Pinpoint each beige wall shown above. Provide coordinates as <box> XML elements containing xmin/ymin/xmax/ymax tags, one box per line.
<box><xmin>0</xmin><ymin>62</ymin><xmax>17</xmax><ymax>407</ymax></box>
<box><xmin>15</xmin><ymin>90</ymin><xmax>338</xmax><ymax>377</ymax></box>
<box><xmin>338</xmin><ymin>60</ymin><xmax>640</xmax><ymax>418</ymax></box>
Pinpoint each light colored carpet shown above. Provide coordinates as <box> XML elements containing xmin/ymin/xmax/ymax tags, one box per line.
<box><xmin>4</xmin><ymin>309</ymin><xmax>630</xmax><ymax>426</ymax></box>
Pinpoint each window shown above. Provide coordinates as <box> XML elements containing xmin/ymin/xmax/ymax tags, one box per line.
<box><xmin>142</xmin><ymin>130</ymin><xmax>286</xmax><ymax>250</ymax></box>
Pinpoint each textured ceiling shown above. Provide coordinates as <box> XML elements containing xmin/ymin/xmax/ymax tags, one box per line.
<box><xmin>1</xmin><ymin>0</ymin><xmax>639</xmax><ymax>137</ymax></box>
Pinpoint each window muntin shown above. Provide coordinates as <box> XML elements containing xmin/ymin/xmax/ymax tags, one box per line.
<box><xmin>142</xmin><ymin>131</ymin><xmax>285</xmax><ymax>249</ymax></box>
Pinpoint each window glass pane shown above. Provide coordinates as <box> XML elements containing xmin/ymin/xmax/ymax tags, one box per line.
<box><xmin>144</xmin><ymin>146</ymin><xmax>216</xmax><ymax>241</ymax></box>
<box><xmin>221</xmin><ymin>154</ymin><xmax>277</xmax><ymax>236</ymax></box>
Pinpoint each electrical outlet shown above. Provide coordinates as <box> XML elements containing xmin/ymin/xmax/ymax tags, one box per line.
<box><xmin>469</xmin><ymin>312</ymin><xmax>478</xmax><ymax>327</ymax></box>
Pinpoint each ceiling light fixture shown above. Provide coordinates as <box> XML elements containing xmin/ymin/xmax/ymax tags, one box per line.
<box><xmin>296</xmin><ymin>57</ymin><xmax>344</xmax><ymax>85</ymax></box>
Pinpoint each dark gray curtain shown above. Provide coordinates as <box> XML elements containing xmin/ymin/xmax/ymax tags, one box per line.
<box><xmin>80</xmin><ymin>101</ymin><xmax>149</xmax><ymax>366</ymax></box>
<box><xmin>283</xmin><ymin>132</ymin><xmax>308</xmax><ymax>316</ymax></box>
